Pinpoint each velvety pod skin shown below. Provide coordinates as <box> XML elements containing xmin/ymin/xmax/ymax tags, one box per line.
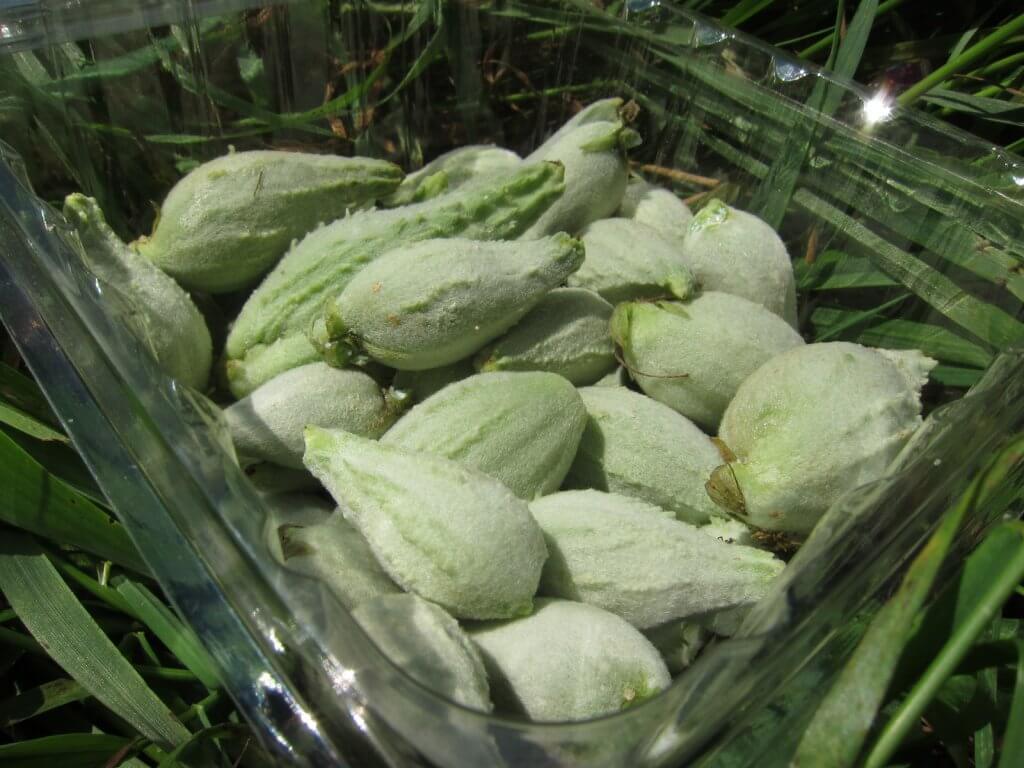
<box><xmin>709</xmin><ymin>342</ymin><xmax>935</xmax><ymax>535</ymax></box>
<box><xmin>135</xmin><ymin>150</ymin><xmax>403</xmax><ymax>293</ymax></box>
<box><xmin>265</xmin><ymin>501</ymin><xmax>400</xmax><ymax>609</ymax></box>
<box><xmin>682</xmin><ymin>199</ymin><xmax>798</xmax><ymax>326</ymax></box>
<box><xmin>303</xmin><ymin>428</ymin><xmax>548</xmax><ymax>619</ymax></box>
<box><xmin>565</xmin><ymin>387</ymin><xmax>723</xmax><ymax>525</ymax></box>
<box><xmin>385</xmin><ymin>145</ymin><xmax>521</xmax><ymax>206</ymax></box>
<box><xmin>225</xmin><ymin>161</ymin><xmax>566</xmax><ymax>395</ymax></box>
<box><xmin>643</xmin><ymin>620</ymin><xmax>708</xmax><ymax>674</ymax></box>
<box><xmin>225</xmin><ymin>363</ymin><xmax>400</xmax><ymax>468</ymax></box>
<box><xmin>475</xmin><ymin>288</ymin><xmax>616</xmax><ymax>385</ymax></box>
<box><xmin>63</xmin><ymin>194</ymin><xmax>212</xmax><ymax>390</ymax></box>
<box><xmin>530</xmin><ymin>491</ymin><xmax>785</xmax><ymax>628</ymax></box>
<box><xmin>521</xmin><ymin>119</ymin><xmax>637</xmax><ymax>237</ymax></box>
<box><xmin>468</xmin><ymin>598</ymin><xmax>670</xmax><ymax>722</ymax></box>
<box><xmin>392</xmin><ymin>359</ymin><xmax>476</xmax><ymax>403</ymax></box>
<box><xmin>325</xmin><ymin>234</ymin><xmax>584</xmax><ymax>370</ymax></box>
<box><xmin>616</xmin><ymin>178</ymin><xmax>694</xmax><ymax>246</ymax></box>
<box><xmin>610</xmin><ymin>293</ymin><xmax>805</xmax><ymax>431</ymax></box>
<box><xmin>353</xmin><ymin>594</ymin><xmax>492</xmax><ymax>712</ymax></box>
<box><xmin>382</xmin><ymin>372</ymin><xmax>587</xmax><ymax>499</ymax></box>
<box><xmin>570</xmin><ymin>218</ymin><xmax>697</xmax><ymax>303</ymax></box>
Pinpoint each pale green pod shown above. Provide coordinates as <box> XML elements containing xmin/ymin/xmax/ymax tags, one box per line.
<box><xmin>63</xmin><ymin>194</ymin><xmax>212</xmax><ymax>390</ymax></box>
<box><xmin>565</xmin><ymin>387</ymin><xmax>722</xmax><ymax>524</ymax></box>
<box><xmin>617</xmin><ymin>178</ymin><xmax>693</xmax><ymax>246</ymax></box>
<box><xmin>699</xmin><ymin>515</ymin><xmax>757</xmax><ymax>548</ymax></box>
<box><xmin>225</xmin><ymin>363</ymin><xmax>403</xmax><ymax>469</ymax></box>
<box><xmin>475</xmin><ymin>288</ymin><xmax>616</xmax><ymax>385</ymax></box>
<box><xmin>593</xmin><ymin>366</ymin><xmax>630</xmax><ymax>387</ymax></box>
<box><xmin>530</xmin><ymin>491</ymin><xmax>785</xmax><ymax>628</ymax></box>
<box><xmin>135</xmin><ymin>150</ymin><xmax>403</xmax><ymax>293</ymax></box>
<box><xmin>382</xmin><ymin>372</ymin><xmax>587</xmax><ymax>499</ymax></box>
<box><xmin>610</xmin><ymin>293</ymin><xmax>805</xmax><ymax>431</ymax></box>
<box><xmin>693</xmin><ymin>604</ymin><xmax>751</xmax><ymax>638</ymax></box>
<box><xmin>521</xmin><ymin>120</ymin><xmax>638</xmax><ymax>237</ymax></box>
<box><xmin>528</xmin><ymin>489</ymin><xmax>675</xmax><ymax>521</ymax></box>
<box><xmin>303</xmin><ymin>427</ymin><xmax>548</xmax><ymax>619</ymax></box>
<box><xmin>642</xmin><ymin>620</ymin><xmax>708</xmax><ymax>674</ymax></box>
<box><xmin>539</xmin><ymin>97</ymin><xmax>626</xmax><ymax>147</ymax></box>
<box><xmin>324</xmin><ymin>235</ymin><xmax>584</xmax><ymax>371</ymax></box>
<box><xmin>225</xmin><ymin>333</ymin><xmax>321</xmax><ymax>399</ymax></box>
<box><xmin>469</xmin><ymin>598</ymin><xmax>670</xmax><ymax>722</ymax></box>
<box><xmin>353</xmin><ymin>594</ymin><xmax>492</xmax><ymax>712</ymax></box>
<box><xmin>226</xmin><ymin>162</ymin><xmax>566</xmax><ymax>391</ymax></box>
<box><xmin>392</xmin><ymin>359</ymin><xmax>476</xmax><ymax>403</ymax></box>
<box><xmin>570</xmin><ymin>218</ymin><xmax>697</xmax><ymax>303</ymax></box>
<box><xmin>709</xmin><ymin>342</ymin><xmax>935</xmax><ymax>535</ymax></box>
<box><xmin>385</xmin><ymin>145</ymin><xmax>521</xmax><ymax>206</ymax></box>
<box><xmin>682</xmin><ymin>199</ymin><xmax>798</xmax><ymax>326</ymax></box>
<box><xmin>264</xmin><ymin>500</ymin><xmax>400</xmax><ymax>609</ymax></box>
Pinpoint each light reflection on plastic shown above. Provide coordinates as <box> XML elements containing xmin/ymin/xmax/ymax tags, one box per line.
<box><xmin>862</xmin><ymin>93</ymin><xmax>893</xmax><ymax>126</ymax></box>
<box><xmin>265</xmin><ymin>625</ymin><xmax>286</xmax><ymax>654</ymax></box>
<box><xmin>1013</xmin><ymin>175</ymin><xmax>1024</xmax><ymax>187</ymax></box>
<box><xmin>257</xmin><ymin>671</ymin><xmax>323</xmax><ymax>737</ymax></box>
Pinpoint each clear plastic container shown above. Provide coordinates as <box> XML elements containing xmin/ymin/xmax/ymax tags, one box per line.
<box><xmin>1</xmin><ymin>1</ymin><xmax>1022</xmax><ymax>765</ymax></box>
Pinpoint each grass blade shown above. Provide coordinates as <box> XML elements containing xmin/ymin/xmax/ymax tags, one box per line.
<box><xmin>0</xmin><ymin>733</ymin><xmax>130</xmax><ymax>767</ymax></box>
<box><xmin>0</xmin><ymin>678</ymin><xmax>89</xmax><ymax>727</ymax></box>
<box><xmin>0</xmin><ymin>399</ymin><xmax>66</xmax><ymax>442</ymax></box>
<box><xmin>0</xmin><ymin>533</ymin><xmax>189</xmax><ymax>747</ymax></box>
<box><xmin>865</xmin><ymin>521</ymin><xmax>1024</xmax><ymax>767</ymax></box>
<box><xmin>115</xmin><ymin>580</ymin><xmax>221</xmax><ymax>690</ymax></box>
<box><xmin>0</xmin><ymin>428</ymin><xmax>146</xmax><ymax>574</ymax></box>
<box><xmin>997</xmin><ymin>641</ymin><xmax>1024</xmax><ymax>768</ymax></box>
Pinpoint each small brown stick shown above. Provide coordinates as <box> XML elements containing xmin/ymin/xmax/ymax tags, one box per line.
<box><xmin>805</xmin><ymin>226</ymin><xmax>820</xmax><ymax>265</ymax></box>
<box><xmin>633</xmin><ymin>162</ymin><xmax>720</xmax><ymax>188</ymax></box>
<box><xmin>683</xmin><ymin>190</ymin><xmax>712</xmax><ymax>207</ymax></box>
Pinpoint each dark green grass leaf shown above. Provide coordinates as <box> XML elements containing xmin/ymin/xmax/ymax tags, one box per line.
<box><xmin>792</xmin><ymin>436</ymin><xmax>1024</xmax><ymax>767</ymax></box>
<box><xmin>115</xmin><ymin>580</ymin><xmax>220</xmax><ymax>690</ymax></box>
<box><xmin>0</xmin><ymin>429</ymin><xmax>146</xmax><ymax>573</ymax></box>
<box><xmin>0</xmin><ymin>679</ymin><xmax>89</xmax><ymax>727</ymax></box>
<box><xmin>0</xmin><ymin>733</ymin><xmax>130</xmax><ymax>768</ymax></box>
<box><xmin>795</xmin><ymin>250</ymin><xmax>899</xmax><ymax>290</ymax></box>
<box><xmin>0</xmin><ymin>400</ymin><xmax>66</xmax><ymax>442</ymax></box>
<box><xmin>0</xmin><ymin>533</ymin><xmax>189</xmax><ymax>747</ymax></box>
<box><xmin>923</xmin><ymin>89</ymin><xmax>1024</xmax><ymax>126</ymax></box>
<box><xmin>0</xmin><ymin>363</ymin><xmax>60</xmax><ymax>428</ymax></box>
<box><xmin>998</xmin><ymin>642</ymin><xmax>1024</xmax><ymax>768</ymax></box>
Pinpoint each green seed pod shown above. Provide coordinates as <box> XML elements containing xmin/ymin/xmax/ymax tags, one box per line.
<box><xmin>642</xmin><ymin>620</ymin><xmax>708</xmax><ymax>674</ymax></box>
<box><xmin>530</xmin><ymin>491</ymin><xmax>785</xmax><ymax>628</ymax></box>
<box><xmin>226</xmin><ymin>162</ymin><xmax>566</xmax><ymax>392</ymax></box>
<box><xmin>392</xmin><ymin>359</ymin><xmax>476</xmax><ymax>404</ymax></box>
<box><xmin>382</xmin><ymin>372</ymin><xmax>587</xmax><ymax>499</ymax></box>
<box><xmin>225</xmin><ymin>363</ymin><xmax>404</xmax><ymax>469</ymax></box>
<box><xmin>530</xmin><ymin>489</ymin><xmax>676</xmax><ymax>520</ymax></box>
<box><xmin>541</xmin><ymin>97</ymin><xmax>626</xmax><ymax>146</ymax></box>
<box><xmin>135</xmin><ymin>150</ymin><xmax>403</xmax><ymax>293</ymax></box>
<box><xmin>353</xmin><ymin>594</ymin><xmax>492</xmax><ymax>712</ymax></box>
<box><xmin>593</xmin><ymin>366</ymin><xmax>630</xmax><ymax>387</ymax></box>
<box><xmin>303</xmin><ymin>427</ymin><xmax>548</xmax><ymax>619</ymax></box>
<box><xmin>570</xmin><ymin>218</ymin><xmax>697</xmax><ymax>303</ymax></box>
<box><xmin>323</xmin><ymin>234</ymin><xmax>584</xmax><ymax>371</ymax></box>
<box><xmin>469</xmin><ymin>598</ymin><xmax>670</xmax><ymax>722</ymax></box>
<box><xmin>610</xmin><ymin>293</ymin><xmax>805</xmax><ymax>431</ymax></box>
<box><xmin>63</xmin><ymin>194</ymin><xmax>212</xmax><ymax>390</ymax></box>
<box><xmin>699</xmin><ymin>515</ymin><xmax>757</xmax><ymax>548</ymax></box>
<box><xmin>565</xmin><ymin>387</ymin><xmax>722</xmax><ymax>524</ymax></box>
<box><xmin>385</xmin><ymin>145</ymin><xmax>521</xmax><ymax>207</ymax></box>
<box><xmin>264</xmin><ymin>499</ymin><xmax>400</xmax><ymax>609</ymax></box>
<box><xmin>617</xmin><ymin>178</ymin><xmax>693</xmax><ymax>246</ymax></box>
<box><xmin>682</xmin><ymin>199</ymin><xmax>798</xmax><ymax>326</ymax></box>
<box><xmin>521</xmin><ymin>120</ymin><xmax>638</xmax><ymax>237</ymax></box>
<box><xmin>693</xmin><ymin>604</ymin><xmax>751</xmax><ymax>638</ymax></box>
<box><xmin>709</xmin><ymin>342</ymin><xmax>935</xmax><ymax>535</ymax></box>
<box><xmin>475</xmin><ymin>288</ymin><xmax>616</xmax><ymax>385</ymax></box>
<box><xmin>224</xmin><ymin>333</ymin><xmax>321</xmax><ymax>400</ymax></box>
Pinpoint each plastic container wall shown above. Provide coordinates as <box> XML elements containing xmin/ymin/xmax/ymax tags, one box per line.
<box><xmin>1</xmin><ymin>1</ymin><xmax>1022</xmax><ymax>766</ymax></box>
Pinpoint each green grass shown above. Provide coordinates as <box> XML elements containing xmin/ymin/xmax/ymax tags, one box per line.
<box><xmin>0</xmin><ymin>1</ymin><xmax>1022</xmax><ymax>766</ymax></box>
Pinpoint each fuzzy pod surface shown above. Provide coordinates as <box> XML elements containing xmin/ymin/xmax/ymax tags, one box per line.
<box><xmin>353</xmin><ymin>594</ymin><xmax>492</xmax><ymax>712</ymax></box>
<box><xmin>303</xmin><ymin>427</ymin><xmax>548</xmax><ymax>620</ymax></box>
<box><xmin>610</xmin><ymin>293</ymin><xmax>805</xmax><ymax>431</ymax></box>
<box><xmin>709</xmin><ymin>341</ymin><xmax>935</xmax><ymax>535</ymax></box>
<box><xmin>565</xmin><ymin>387</ymin><xmax>723</xmax><ymax>525</ymax></box>
<box><xmin>642</xmin><ymin>620</ymin><xmax>709</xmax><ymax>674</ymax></box>
<box><xmin>616</xmin><ymin>177</ymin><xmax>693</xmax><ymax>246</ymax></box>
<box><xmin>63</xmin><ymin>194</ymin><xmax>212</xmax><ymax>390</ymax></box>
<box><xmin>382</xmin><ymin>372</ymin><xmax>587</xmax><ymax>499</ymax></box>
<box><xmin>571</xmin><ymin>218</ymin><xmax>697</xmax><ymax>303</ymax></box>
<box><xmin>682</xmin><ymin>199</ymin><xmax>798</xmax><ymax>326</ymax></box>
<box><xmin>529</xmin><ymin>491</ymin><xmax>785</xmax><ymax>628</ymax></box>
<box><xmin>392</xmin><ymin>359</ymin><xmax>476</xmax><ymax>403</ymax></box>
<box><xmin>225</xmin><ymin>161</ymin><xmax>566</xmax><ymax>393</ymax></box>
<box><xmin>225</xmin><ymin>363</ymin><xmax>402</xmax><ymax>468</ymax></box>
<box><xmin>469</xmin><ymin>598</ymin><xmax>670</xmax><ymax>722</ymax></box>
<box><xmin>384</xmin><ymin>145</ymin><xmax>521</xmax><ymax>206</ymax></box>
<box><xmin>324</xmin><ymin>234</ymin><xmax>584</xmax><ymax>370</ymax></box>
<box><xmin>135</xmin><ymin>150</ymin><xmax>403</xmax><ymax>293</ymax></box>
<box><xmin>475</xmin><ymin>288</ymin><xmax>616</xmax><ymax>385</ymax></box>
